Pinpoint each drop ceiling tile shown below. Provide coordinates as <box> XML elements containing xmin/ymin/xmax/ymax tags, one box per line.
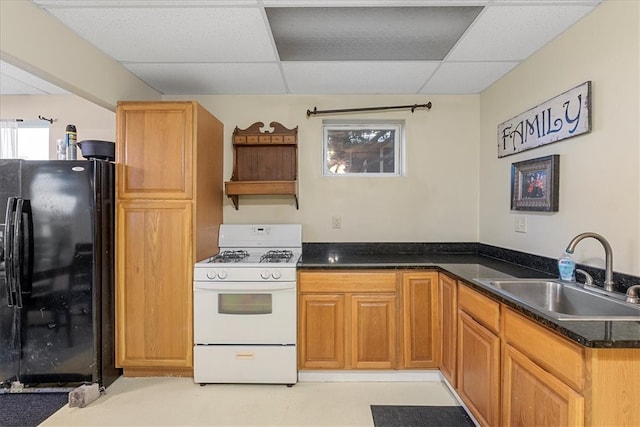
<box><xmin>267</xmin><ymin>6</ymin><xmax>483</xmax><ymax>61</ymax></box>
<box><xmin>262</xmin><ymin>1</ymin><xmax>488</xmax><ymax>5</ymax></box>
<box><xmin>282</xmin><ymin>62</ymin><xmax>439</xmax><ymax>94</ymax></box>
<box><xmin>36</xmin><ymin>1</ymin><xmax>260</xmax><ymax>4</ymax></box>
<box><xmin>421</xmin><ymin>61</ymin><xmax>519</xmax><ymax>94</ymax></box>
<box><xmin>123</xmin><ymin>63</ymin><xmax>287</xmax><ymax>94</ymax></box>
<box><xmin>42</xmin><ymin>7</ymin><xmax>277</xmax><ymax>62</ymax></box>
<box><xmin>448</xmin><ymin>5</ymin><xmax>597</xmax><ymax>61</ymax></box>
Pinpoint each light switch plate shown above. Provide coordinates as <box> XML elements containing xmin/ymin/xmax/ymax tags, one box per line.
<box><xmin>515</xmin><ymin>216</ymin><xmax>527</xmax><ymax>233</ymax></box>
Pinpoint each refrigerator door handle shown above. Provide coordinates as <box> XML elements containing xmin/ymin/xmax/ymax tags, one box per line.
<box><xmin>13</xmin><ymin>198</ymin><xmax>24</xmax><ymax>308</ymax></box>
<box><xmin>12</xmin><ymin>198</ymin><xmax>33</xmax><ymax>309</ymax></box>
<box><xmin>4</xmin><ymin>197</ymin><xmax>17</xmax><ymax>307</ymax></box>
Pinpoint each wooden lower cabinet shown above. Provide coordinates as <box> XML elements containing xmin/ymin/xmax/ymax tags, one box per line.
<box><xmin>438</xmin><ymin>274</ymin><xmax>457</xmax><ymax>385</ymax></box>
<box><xmin>351</xmin><ymin>294</ymin><xmax>396</xmax><ymax>369</ymax></box>
<box><xmin>503</xmin><ymin>307</ymin><xmax>640</xmax><ymax>427</ymax></box>
<box><xmin>298</xmin><ymin>294</ymin><xmax>345</xmax><ymax>369</ymax></box>
<box><xmin>298</xmin><ymin>270</ymin><xmax>399</xmax><ymax>370</ymax></box>
<box><xmin>457</xmin><ymin>310</ymin><xmax>501</xmax><ymax>427</ymax></box>
<box><xmin>402</xmin><ymin>272</ymin><xmax>439</xmax><ymax>368</ymax></box>
<box><xmin>116</xmin><ymin>200</ymin><xmax>193</xmax><ymax>374</ymax></box>
<box><xmin>456</xmin><ymin>285</ymin><xmax>640</xmax><ymax>427</ymax></box>
<box><xmin>502</xmin><ymin>343</ymin><xmax>584</xmax><ymax>427</ymax></box>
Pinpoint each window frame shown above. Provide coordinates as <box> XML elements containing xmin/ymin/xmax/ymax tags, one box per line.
<box><xmin>322</xmin><ymin>119</ymin><xmax>405</xmax><ymax>177</ymax></box>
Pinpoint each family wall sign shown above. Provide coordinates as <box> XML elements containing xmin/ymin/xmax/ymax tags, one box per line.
<box><xmin>497</xmin><ymin>81</ymin><xmax>591</xmax><ymax>158</ymax></box>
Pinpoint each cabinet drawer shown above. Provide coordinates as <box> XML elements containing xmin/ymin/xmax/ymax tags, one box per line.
<box><xmin>194</xmin><ymin>345</ymin><xmax>296</xmax><ymax>384</ymax></box>
<box><xmin>458</xmin><ymin>284</ymin><xmax>500</xmax><ymax>334</ymax></box>
<box><xmin>503</xmin><ymin>308</ymin><xmax>584</xmax><ymax>392</ymax></box>
<box><xmin>299</xmin><ymin>271</ymin><xmax>397</xmax><ymax>293</ymax></box>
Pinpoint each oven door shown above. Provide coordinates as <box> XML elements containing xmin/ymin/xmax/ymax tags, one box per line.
<box><xmin>193</xmin><ymin>281</ymin><xmax>296</xmax><ymax>345</ymax></box>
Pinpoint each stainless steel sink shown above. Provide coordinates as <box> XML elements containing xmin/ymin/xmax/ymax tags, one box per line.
<box><xmin>474</xmin><ymin>278</ymin><xmax>640</xmax><ymax>321</ymax></box>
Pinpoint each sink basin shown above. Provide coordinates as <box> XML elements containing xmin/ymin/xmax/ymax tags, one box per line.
<box><xmin>474</xmin><ymin>279</ymin><xmax>640</xmax><ymax>321</ymax></box>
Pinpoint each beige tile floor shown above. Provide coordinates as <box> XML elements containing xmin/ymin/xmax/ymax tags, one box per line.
<box><xmin>41</xmin><ymin>377</ymin><xmax>462</xmax><ymax>426</ymax></box>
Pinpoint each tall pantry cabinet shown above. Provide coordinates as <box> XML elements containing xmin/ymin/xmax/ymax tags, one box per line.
<box><xmin>115</xmin><ymin>101</ymin><xmax>223</xmax><ymax>377</ymax></box>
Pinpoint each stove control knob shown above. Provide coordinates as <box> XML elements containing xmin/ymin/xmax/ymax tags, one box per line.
<box><xmin>217</xmin><ymin>270</ymin><xmax>228</xmax><ymax>280</ymax></box>
<box><xmin>271</xmin><ymin>271</ymin><xmax>281</xmax><ymax>280</ymax></box>
<box><xmin>206</xmin><ymin>272</ymin><xmax>216</xmax><ymax>280</ymax></box>
<box><xmin>260</xmin><ymin>270</ymin><xmax>271</xmax><ymax>280</ymax></box>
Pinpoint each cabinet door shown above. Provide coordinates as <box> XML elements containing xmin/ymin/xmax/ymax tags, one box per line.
<box><xmin>298</xmin><ymin>294</ymin><xmax>345</xmax><ymax>369</ymax></box>
<box><xmin>439</xmin><ymin>274</ymin><xmax>457</xmax><ymax>385</ymax></box>
<box><xmin>117</xmin><ymin>102</ymin><xmax>193</xmax><ymax>199</ymax></box>
<box><xmin>502</xmin><ymin>344</ymin><xmax>584</xmax><ymax>427</ymax></box>
<box><xmin>458</xmin><ymin>310</ymin><xmax>501</xmax><ymax>427</ymax></box>
<box><xmin>116</xmin><ymin>200</ymin><xmax>193</xmax><ymax>373</ymax></box>
<box><xmin>351</xmin><ymin>294</ymin><xmax>397</xmax><ymax>369</ymax></box>
<box><xmin>402</xmin><ymin>272</ymin><xmax>439</xmax><ymax>368</ymax></box>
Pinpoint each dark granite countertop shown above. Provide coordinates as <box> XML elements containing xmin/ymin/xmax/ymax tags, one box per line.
<box><xmin>298</xmin><ymin>249</ymin><xmax>640</xmax><ymax>349</ymax></box>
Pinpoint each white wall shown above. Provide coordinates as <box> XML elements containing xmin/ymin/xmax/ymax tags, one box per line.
<box><xmin>172</xmin><ymin>94</ymin><xmax>480</xmax><ymax>243</ymax></box>
<box><xmin>479</xmin><ymin>0</ymin><xmax>640</xmax><ymax>276</ymax></box>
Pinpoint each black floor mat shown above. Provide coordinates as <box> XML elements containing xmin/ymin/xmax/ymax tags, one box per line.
<box><xmin>371</xmin><ymin>405</ymin><xmax>475</xmax><ymax>427</ymax></box>
<box><xmin>0</xmin><ymin>393</ymin><xmax>68</xmax><ymax>427</ymax></box>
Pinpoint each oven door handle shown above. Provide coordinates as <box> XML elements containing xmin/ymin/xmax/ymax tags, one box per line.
<box><xmin>194</xmin><ymin>282</ymin><xmax>296</xmax><ymax>292</ymax></box>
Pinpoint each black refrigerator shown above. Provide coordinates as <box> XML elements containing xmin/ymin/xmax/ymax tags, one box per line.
<box><xmin>0</xmin><ymin>159</ymin><xmax>120</xmax><ymax>391</ymax></box>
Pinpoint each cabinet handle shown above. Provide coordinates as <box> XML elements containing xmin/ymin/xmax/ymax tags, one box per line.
<box><xmin>235</xmin><ymin>352</ymin><xmax>255</xmax><ymax>360</ymax></box>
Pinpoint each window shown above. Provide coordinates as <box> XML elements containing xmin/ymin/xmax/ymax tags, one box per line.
<box><xmin>0</xmin><ymin>120</ymin><xmax>50</xmax><ymax>160</ymax></box>
<box><xmin>17</xmin><ymin>124</ymin><xmax>50</xmax><ymax>160</ymax></box>
<box><xmin>323</xmin><ymin>120</ymin><xmax>404</xmax><ymax>176</ymax></box>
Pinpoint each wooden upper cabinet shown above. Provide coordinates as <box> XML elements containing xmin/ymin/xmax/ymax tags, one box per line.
<box><xmin>117</xmin><ymin>102</ymin><xmax>194</xmax><ymax>199</ymax></box>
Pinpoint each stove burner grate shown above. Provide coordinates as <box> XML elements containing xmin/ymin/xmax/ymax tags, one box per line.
<box><xmin>260</xmin><ymin>250</ymin><xmax>294</xmax><ymax>263</ymax></box>
<box><xmin>209</xmin><ymin>250</ymin><xmax>250</xmax><ymax>263</ymax></box>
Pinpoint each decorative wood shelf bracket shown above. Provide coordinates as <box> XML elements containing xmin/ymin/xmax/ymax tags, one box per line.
<box><xmin>224</xmin><ymin>121</ymin><xmax>299</xmax><ymax>209</ymax></box>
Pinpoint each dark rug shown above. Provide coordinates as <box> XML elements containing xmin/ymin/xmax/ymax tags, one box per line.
<box><xmin>0</xmin><ymin>393</ymin><xmax>68</xmax><ymax>427</ymax></box>
<box><xmin>371</xmin><ymin>405</ymin><xmax>475</xmax><ymax>427</ymax></box>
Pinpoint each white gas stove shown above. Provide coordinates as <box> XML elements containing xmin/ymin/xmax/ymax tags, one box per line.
<box><xmin>193</xmin><ymin>224</ymin><xmax>301</xmax><ymax>386</ymax></box>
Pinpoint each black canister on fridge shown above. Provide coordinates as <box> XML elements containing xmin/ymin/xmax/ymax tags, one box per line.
<box><xmin>65</xmin><ymin>124</ymin><xmax>78</xmax><ymax>160</ymax></box>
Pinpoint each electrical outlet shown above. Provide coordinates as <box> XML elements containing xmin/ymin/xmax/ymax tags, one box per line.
<box><xmin>332</xmin><ymin>216</ymin><xmax>342</xmax><ymax>229</ymax></box>
<box><xmin>515</xmin><ymin>216</ymin><xmax>527</xmax><ymax>233</ymax></box>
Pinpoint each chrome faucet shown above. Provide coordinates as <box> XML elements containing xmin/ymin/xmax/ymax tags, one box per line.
<box><xmin>565</xmin><ymin>232</ymin><xmax>614</xmax><ymax>292</ymax></box>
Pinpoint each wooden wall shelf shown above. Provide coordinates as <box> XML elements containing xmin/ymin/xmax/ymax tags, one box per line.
<box><xmin>225</xmin><ymin>121</ymin><xmax>299</xmax><ymax>209</ymax></box>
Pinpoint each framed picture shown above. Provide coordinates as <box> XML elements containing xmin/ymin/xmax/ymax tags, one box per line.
<box><xmin>511</xmin><ymin>155</ymin><xmax>559</xmax><ymax>212</ymax></box>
